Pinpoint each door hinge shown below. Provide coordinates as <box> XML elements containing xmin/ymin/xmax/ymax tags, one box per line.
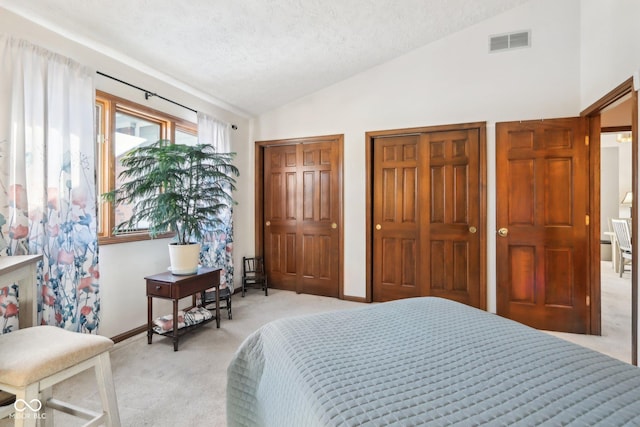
<box><xmin>586</xmin><ymin>295</ymin><xmax>590</xmax><ymax>306</ymax></box>
<box><xmin>585</xmin><ymin>215</ymin><xmax>590</xmax><ymax>226</ymax></box>
<box><xmin>585</xmin><ymin>135</ymin><xmax>589</xmax><ymax>146</ymax></box>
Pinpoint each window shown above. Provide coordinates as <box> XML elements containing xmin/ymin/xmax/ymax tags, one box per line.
<box><xmin>175</xmin><ymin>128</ymin><xmax>198</xmax><ymax>146</ymax></box>
<box><xmin>96</xmin><ymin>91</ymin><xmax>197</xmax><ymax>244</ymax></box>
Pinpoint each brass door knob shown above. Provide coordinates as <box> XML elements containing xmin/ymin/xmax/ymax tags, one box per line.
<box><xmin>469</xmin><ymin>226</ymin><xmax>477</xmax><ymax>234</ymax></box>
<box><xmin>498</xmin><ymin>227</ymin><xmax>509</xmax><ymax>237</ymax></box>
<box><xmin>331</xmin><ymin>223</ymin><xmax>337</xmax><ymax>229</ymax></box>
<box><xmin>375</xmin><ymin>224</ymin><xmax>382</xmax><ymax>230</ymax></box>
<box><xmin>265</xmin><ymin>221</ymin><xmax>271</xmax><ymax>227</ymax></box>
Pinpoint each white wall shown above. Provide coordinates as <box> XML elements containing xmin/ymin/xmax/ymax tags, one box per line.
<box><xmin>0</xmin><ymin>8</ymin><xmax>253</xmax><ymax>338</ymax></box>
<box><xmin>600</xmin><ymin>145</ymin><xmax>617</xmax><ymax>261</ymax></box>
<box><xmin>617</xmin><ymin>140</ymin><xmax>633</xmax><ymax>219</ymax></box>
<box><xmin>601</xmin><ymin>145</ymin><xmax>619</xmax><ymax>224</ymax></box>
<box><xmin>253</xmin><ymin>0</ymin><xmax>581</xmax><ymax>310</ymax></box>
<box><xmin>601</xmin><ymin>135</ymin><xmax>633</xmax><ymax>223</ymax></box>
<box><xmin>580</xmin><ymin>0</ymin><xmax>640</xmax><ymax>109</ymax></box>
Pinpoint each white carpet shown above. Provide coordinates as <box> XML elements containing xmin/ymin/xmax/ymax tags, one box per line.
<box><xmin>7</xmin><ymin>290</ymin><xmax>363</xmax><ymax>427</ymax></box>
<box><xmin>545</xmin><ymin>261</ymin><xmax>632</xmax><ymax>364</ymax></box>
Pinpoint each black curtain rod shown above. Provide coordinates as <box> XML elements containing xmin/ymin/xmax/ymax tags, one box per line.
<box><xmin>96</xmin><ymin>71</ymin><xmax>238</xmax><ymax>130</ymax></box>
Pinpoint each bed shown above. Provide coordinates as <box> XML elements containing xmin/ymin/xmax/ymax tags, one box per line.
<box><xmin>226</xmin><ymin>297</ymin><xmax>640</xmax><ymax>426</ymax></box>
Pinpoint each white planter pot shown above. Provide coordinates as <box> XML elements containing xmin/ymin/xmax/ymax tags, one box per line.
<box><xmin>168</xmin><ymin>242</ymin><xmax>201</xmax><ymax>275</ymax></box>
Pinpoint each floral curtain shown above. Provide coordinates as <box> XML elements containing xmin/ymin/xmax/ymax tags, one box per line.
<box><xmin>0</xmin><ymin>35</ymin><xmax>99</xmax><ymax>334</ymax></box>
<box><xmin>196</xmin><ymin>112</ymin><xmax>235</xmax><ymax>291</ymax></box>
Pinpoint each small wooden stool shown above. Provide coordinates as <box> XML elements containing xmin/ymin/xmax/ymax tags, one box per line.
<box><xmin>0</xmin><ymin>326</ymin><xmax>121</xmax><ymax>426</ymax></box>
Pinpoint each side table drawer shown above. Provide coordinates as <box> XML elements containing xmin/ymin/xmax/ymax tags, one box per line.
<box><xmin>147</xmin><ymin>282</ymin><xmax>172</xmax><ymax>298</ymax></box>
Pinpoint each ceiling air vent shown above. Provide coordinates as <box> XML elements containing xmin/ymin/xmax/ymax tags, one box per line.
<box><xmin>489</xmin><ymin>30</ymin><xmax>531</xmax><ymax>53</ymax></box>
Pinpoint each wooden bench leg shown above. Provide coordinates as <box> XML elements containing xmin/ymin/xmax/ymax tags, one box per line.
<box><xmin>95</xmin><ymin>353</ymin><xmax>121</xmax><ymax>427</ymax></box>
<box><xmin>39</xmin><ymin>387</ymin><xmax>54</xmax><ymax>426</ymax></box>
<box><xmin>14</xmin><ymin>383</ymin><xmax>39</xmax><ymax>427</ymax></box>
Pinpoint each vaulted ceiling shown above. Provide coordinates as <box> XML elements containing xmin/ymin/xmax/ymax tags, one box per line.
<box><xmin>1</xmin><ymin>0</ymin><xmax>530</xmax><ymax>116</ymax></box>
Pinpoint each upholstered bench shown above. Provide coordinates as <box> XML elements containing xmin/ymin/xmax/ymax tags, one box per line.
<box><xmin>0</xmin><ymin>326</ymin><xmax>121</xmax><ymax>426</ymax></box>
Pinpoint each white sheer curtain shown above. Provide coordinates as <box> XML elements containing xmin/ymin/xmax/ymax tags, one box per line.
<box><xmin>197</xmin><ymin>112</ymin><xmax>235</xmax><ymax>290</ymax></box>
<box><xmin>197</xmin><ymin>112</ymin><xmax>230</xmax><ymax>152</ymax></box>
<box><xmin>0</xmin><ymin>35</ymin><xmax>99</xmax><ymax>333</ymax></box>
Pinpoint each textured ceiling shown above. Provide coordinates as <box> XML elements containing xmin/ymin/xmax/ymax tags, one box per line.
<box><xmin>2</xmin><ymin>0</ymin><xmax>529</xmax><ymax>116</ymax></box>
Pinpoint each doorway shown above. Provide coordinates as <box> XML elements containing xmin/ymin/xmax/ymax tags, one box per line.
<box><xmin>583</xmin><ymin>77</ymin><xmax>638</xmax><ymax>365</ymax></box>
<box><xmin>598</xmin><ymin>91</ymin><xmax>635</xmax><ymax>364</ymax></box>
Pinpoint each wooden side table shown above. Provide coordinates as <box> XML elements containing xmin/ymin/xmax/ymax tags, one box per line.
<box><xmin>145</xmin><ymin>267</ymin><xmax>220</xmax><ymax>351</ymax></box>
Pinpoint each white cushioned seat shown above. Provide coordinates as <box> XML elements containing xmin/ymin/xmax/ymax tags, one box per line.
<box><xmin>0</xmin><ymin>326</ymin><xmax>113</xmax><ymax>386</ymax></box>
<box><xmin>0</xmin><ymin>326</ymin><xmax>121</xmax><ymax>427</ymax></box>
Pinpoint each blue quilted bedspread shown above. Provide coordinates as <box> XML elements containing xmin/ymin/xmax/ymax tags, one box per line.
<box><xmin>227</xmin><ymin>297</ymin><xmax>640</xmax><ymax>426</ymax></box>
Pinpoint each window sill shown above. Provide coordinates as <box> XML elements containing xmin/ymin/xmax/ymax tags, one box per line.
<box><xmin>99</xmin><ymin>232</ymin><xmax>174</xmax><ymax>245</ymax></box>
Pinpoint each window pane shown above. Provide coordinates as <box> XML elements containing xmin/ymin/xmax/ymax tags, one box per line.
<box><xmin>114</xmin><ymin>111</ymin><xmax>161</xmax><ymax>232</ymax></box>
<box><xmin>176</xmin><ymin>128</ymin><xmax>198</xmax><ymax>146</ymax></box>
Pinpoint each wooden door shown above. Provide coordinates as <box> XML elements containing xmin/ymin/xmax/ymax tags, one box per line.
<box><xmin>425</xmin><ymin>130</ymin><xmax>482</xmax><ymax>307</ymax></box>
<box><xmin>496</xmin><ymin>117</ymin><xmax>589</xmax><ymax>333</ymax></box>
<box><xmin>372</xmin><ymin>126</ymin><xmax>483</xmax><ymax>307</ymax></box>
<box><xmin>264</xmin><ymin>144</ymin><xmax>298</xmax><ymax>292</ymax></box>
<box><xmin>263</xmin><ymin>140</ymin><xmax>341</xmax><ymax>297</ymax></box>
<box><xmin>372</xmin><ymin>135</ymin><xmax>421</xmax><ymax>301</ymax></box>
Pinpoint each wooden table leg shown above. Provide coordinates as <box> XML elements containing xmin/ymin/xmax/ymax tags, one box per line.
<box><xmin>147</xmin><ymin>296</ymin><xmax>153</xmax><ymax>344</ymax></box>
<box><xmin>216</xmin><ymin>284</ymin><xmax>220</xmax><ymax>328</ymax></box>
<box><xmin>173</xmin><ymin>299</ymin><xmax>179</xmax><ymax>351</ymax></box>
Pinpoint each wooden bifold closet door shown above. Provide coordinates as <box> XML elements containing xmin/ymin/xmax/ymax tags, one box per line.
<box><xmin>262</xmin><ymin>137</ymin><xmax>342</xmax><ymax>298</ymax></box>
<box><xmin>370</xmin><ymin>123</ymin><xmax>485</xmax><ymax>309</ymax></box>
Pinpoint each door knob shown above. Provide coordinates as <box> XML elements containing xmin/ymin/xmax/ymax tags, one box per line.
<box><xmin>331</xmin><ymin>223</ymin><xmax>337</xmax><ymax>229</ymax></box>
<box><xmin>265</xmin><ymin>221</ymin><xmax>271</xmax><ymax>227</ymax></box>
<box><xmin>498</xmin><ymin>227</ymin><xmax>509</xmax><ymax>237</ymax></box>
<box><xmin>469</xmin><ymin>226</ymin><xmax>477</xmax><ymax>234</ymax></box>
<box><xmin>375</xmin><ymin>224</ymin><xmax>382</xmax><ymax>230</ymax></box>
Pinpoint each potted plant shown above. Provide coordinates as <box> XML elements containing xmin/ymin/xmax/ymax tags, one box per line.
<box><xmin>104</xmin><ymin>140</ymin><xmax>239</xmax><ymax>275</ymax></box>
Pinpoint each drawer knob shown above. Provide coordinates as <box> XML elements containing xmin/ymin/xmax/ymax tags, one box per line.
<box><xmin>155</xmin><ymin>285</ymin><xmax>161</xmax><ymax>290</ymax></box>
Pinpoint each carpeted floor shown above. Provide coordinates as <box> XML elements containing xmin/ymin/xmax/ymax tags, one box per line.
<box><xmin>545</xmin><ymin>261</ymin><xmax>632</xmax><ymax>363</ymax></box>
<box><xmin>1</xmin><ymin>265</ymin><xmax>633</xmax><ymax>426</ymax></box>
<box><xmin>13</xmin><ymin>290</ymin><xmax>364</xmax><ymax>427</ymax></box>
